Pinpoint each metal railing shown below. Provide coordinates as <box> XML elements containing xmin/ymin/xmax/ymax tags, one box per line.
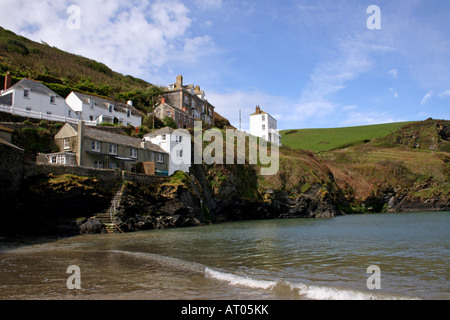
<box><xmin>0</xmin><ymin>104</ymin><xmax>97</xmax><ymax>126</ymax></box>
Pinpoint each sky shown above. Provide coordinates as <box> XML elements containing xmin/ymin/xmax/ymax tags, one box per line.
<box><xmin>0</xmin><ymin>0</ymin><xmax>449</xmax><ymax>130</ymax></box>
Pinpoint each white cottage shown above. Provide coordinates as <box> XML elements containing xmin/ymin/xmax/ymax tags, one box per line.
<box><xmin>0</xmin><ymin>76</ymin><xmax>75</xmax><ymax>122</ymax></box>
<box><xmin>143</xmin><ymin>127</ymin><xmax>191</xmax><ymax>176</ymax></box>
<box><xmin>249</xmin><ymin>106</ymin><xmax>281</xmax><ymax>146</ymax></box>
<box><xmin>65</xmin><ymin>91</ymin><xmax>142</xmax><ymax>127</ymax></box>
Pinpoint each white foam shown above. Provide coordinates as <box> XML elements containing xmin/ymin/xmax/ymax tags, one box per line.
<box><xmin>205</xmin><ymin>268</ymin><xmax>277</xmax><ymax>290</ymax></box>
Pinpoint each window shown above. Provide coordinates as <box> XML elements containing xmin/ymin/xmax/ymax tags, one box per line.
<box><xmin>92</xmin><ymin>140</ymin><xmax>101</xmax><ymax>153</ymax></box>
<box><xmin>50</xmin><ymin>96</ymin><xmax>56</xmax><ymax>104</ymax></box>
<box><xmin>47</xmin><ymin>112</ymin><xmax>52</xmax><ymax>115</ymax></box>
<box><xmin>23</xmin><ymin>89</ymin><xmax>30</xmax><ymax>98</ymax></box>
<box><xmin>89</xmin><ymin>100</ymin><xmax>94</xmax><ymax>109</ymax></box>
<box><xmin>109</xmin><ymin>162</ymin><xmax>117</xmax><ymax>169</ymax></box>
<box><xmin>262</xmin><ymin>124</ymin><xmax>266</xmax><ymax>130</ymax></box>
<box><xmin>130</xmin><ymin>148</ymin><xmax>138</xmax><ymax>159</ymax></box>
<box><xmin>89</xmin><ymin>115</ymin><xmax>94</xmax><ymax>121</ymax></box>
<box><xmin>109</xmin><ymin>104</ymin><xmax>113</xmax><ymax>113</ymax></box>
<box><xmin>166</xmin><ymin>111</ymin><xmax>172</xmax><ymax>117</ymax></box>
<box><xmin>127</xmin><ymin>109</ymin><xmax>131</xmax><ymax>117</ymax></box>
<box><xmin>63</xmin><ymin>138</ymin><xmax>70</xmax><ymax>150</ymax></box>
<box><xmin>157</xmin><ymin>153</ymin><xmax>164</xmax><ymax>163</ymax></box>
<box><xmin>108</xmin><ymin>144</ymin><xmax>117</xmax><ymax>155</ymax></box>
<box><xmin>49</xmin><ymin>156</ymin><xmax>57</xmax><ymax>164</ymax></box>
<box><xmin>26</xmin><ymin>107</ymin><xmax>32</xmax><ymax>112</ymax></box>
<box><xmin>262</xmin><ymin>115</ymin><xmax>265</xmax><ymax>121</ymax></box>
<box><xmin>94</xmin><ymin>161</ymin><xmax>104</xmax><ymax>169</ymax></box>
<box><xmin>162</xmin><ymin>134</ymin><xmax>166</xmax><ymax>141</ymax></box>
<box><xmin>68</xmin><ymin>110</ymin><xmax>72</xmax><ymax>117</ymax></box>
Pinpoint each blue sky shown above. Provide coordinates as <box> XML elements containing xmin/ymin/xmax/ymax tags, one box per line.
<box><xmin>1</xmin><ymin>0</ymin><xmax>449</xmax><ymax>130</ymax></box>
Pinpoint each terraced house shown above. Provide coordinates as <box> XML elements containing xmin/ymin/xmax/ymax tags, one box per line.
<box><xmin>158</xmin><ymin>75</ymin><xmax>215</xmax><ymax>128</ymax></box>
<box><xmin>46</xmin><ymin>121</ymin><xmax>169</xmax><ymax>176</ymax></box>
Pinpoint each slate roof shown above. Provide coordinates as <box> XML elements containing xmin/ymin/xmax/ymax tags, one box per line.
<box><xmin>68</xmin><ymin>123</ymin><xmax>167</xmax><ymax>154</ymax></box>
<box><xmin>143</xmin><ymin>126</ymin><xmax>191</xmax><ymax>138</ymax></box>
<box><xmin>10</xmin><ymin>79</ymin><xmax>62</xmax><ymax>98</ymax></box>
<box><xmin>71</xmin><ymin>91</ymin><xmax>141</xmax><ymax>117</ymax></box>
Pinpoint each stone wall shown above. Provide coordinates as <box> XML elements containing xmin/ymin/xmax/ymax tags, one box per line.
<box><xmin>24</xmin><ymin>162</ymin><xmax>168</xmax><ymax>186</ymax></box>
<box><xmin>0</xmin><ymin>143</ymin><xmax>24</xmax><ymax>204</ymax></box>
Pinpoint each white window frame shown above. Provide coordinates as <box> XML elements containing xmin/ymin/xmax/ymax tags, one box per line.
<box><xmin>92</xmin><ymin>140</ymin><xmax>101</xmax><ymax>153</ymax></box>
<box><xmin>130</xmin><ymin>148</ymin><xmax>138</xmax><ymax>159</ymax></box>
<box><xmin>50</xmin><ymin>96</ymin><xmax>56</xmax><ymax>104</ymax></box>
<box><xmin>157</xmin><ymin>153</ymin><xmax>164</xmax><ymax>163</ymax></box>
<box><xmin>63</xmin><ymin>138</ymin><xmax>70</xmax><ymax>150</ymax></box>
<box><xmin>108</xmin><ymin>144</ymin><xmax>118</xmax><ymax>155</ymax></box>
<box><xmin>23</xmin><ymin>89</ymin><xmax>30</xmax><ymax>98</ymax></box>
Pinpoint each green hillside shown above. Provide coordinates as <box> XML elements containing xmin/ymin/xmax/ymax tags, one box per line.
<box><xmin>0</xmin><ymin>26</ymin><xmax>164</xmax><ymax>113</ymax></box>
<box><xmin>280</xmin><ymin>121</ymin><xmax>416</xmax><ymax>152</ymax></box>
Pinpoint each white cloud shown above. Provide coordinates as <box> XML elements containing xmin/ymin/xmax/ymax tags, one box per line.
<box><xmin>0</xmin><ymin>0</ymin><xmax>215</xmax><ymax>79</ymax></box>
<box><xmin>439</xmin><ymin>90</ymin><xmax>450</xmax><ymax>99</ymax></box>
<box><xmin>343</xmin><ymin>105</ymin><xmax>358</xmax><ymax>111</ymax></box>
<box><xmin>340</xmin><ymin>111</ymin><xmax>398</xmax><ymax>127</ymax></box>
<box><xmin>420</xmin><ymin>91</ymin><xmax>434</xmax><ymax>105</ymax></box>
<box><xmin>388</xmin><ymin>69</ymin><xmax>398</xmax><ymax>78</ymax></box>
<box><xmin>195</xmin><ymin>0</ymin><xmax>223</xmax><ymax>9</ymax></box>
<box><xmin>208</xmin><ymin>90</ymin><xmax>289</xmax><ymax>131</ymax></box>
<box><xmin>389</xmin><ymin>88</ymin><xmax>399</xmax><ymax>99</ymax></box>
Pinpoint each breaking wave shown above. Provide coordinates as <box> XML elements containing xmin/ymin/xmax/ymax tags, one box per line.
<box><xmin>108</xmin><ymin>250</ymin><xmax>417</xmax><ymax>300</ymax></box>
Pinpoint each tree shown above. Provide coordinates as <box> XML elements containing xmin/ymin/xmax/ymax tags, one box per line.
<box><xmin>163</xmin><ymin>116</ymin><xmax>177</xmax><ymax>129</ymax></box>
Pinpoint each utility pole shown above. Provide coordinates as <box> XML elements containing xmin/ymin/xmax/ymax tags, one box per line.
<box><xmin>239</xmin><ymin>109</ymin><xmax>242</xmax><ymax>131</ymax></box>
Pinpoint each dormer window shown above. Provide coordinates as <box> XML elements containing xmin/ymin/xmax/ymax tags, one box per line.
<box><xmin>23</xmin><ymin>89</ymin><xmax>30</xmax><ymax>98</ymax></box>
<box><xmin>168</xmin><ymin>84</ymin><xmax>175</xmax><ymax>90</ymax></box>
<box><xmin>109</xmin><ymin>104</ymin><xmax>113</xmax><ymax>113</ymax></box>
<box><xmin>126</xmin><ymin>109</ymin><xmax>131</xmax><ymax>117</ymax></box>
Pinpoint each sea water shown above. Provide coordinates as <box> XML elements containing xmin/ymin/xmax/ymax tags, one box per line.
<box><xmin>0</xmin><ymin>212</ymin><xmax>448</xmax><ymax>300</ymax></box>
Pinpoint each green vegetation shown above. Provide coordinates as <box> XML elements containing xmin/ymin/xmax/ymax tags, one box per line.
<box><xmin>0</xmin><ymin>27</ymin><xmax>164</xmax><ymax>114</ymax></box>
<box><xmin>280</xmin><ymin>121</ymin><xmax>415</xmax><ymax>152</ymax></box>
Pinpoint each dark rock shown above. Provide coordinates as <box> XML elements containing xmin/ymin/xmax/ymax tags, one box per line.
<box><xmin>79</xmin><ymin>218</ymin><xmax>106</xmax><ymax>234</ymax></box>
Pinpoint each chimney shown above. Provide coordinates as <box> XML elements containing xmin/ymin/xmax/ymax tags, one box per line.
<box><xmin>176</xmin><ymin>75</ymin><xmax>183</xmax><ymax>86</ymax></box>
<box><xmin>127</xmin><ymin>100</ymin><xmax>133</xmax><ymax>107</ymax></box>
<box><xmin>4</xmin><ymin>71</ymin><xmax>12</xmax><ymax>91</ymax></box>
<box><xmin>77</xmin><ymin>120</ymin><xmax>85</xmax><ymax>166</ymax></box>
<box><xmin>256</xmin><ymin>105</ymin><xmax>261</xmax><ymax>114</ymax></box>
<box><xmin>161</xmin><ymin>97</ymin><xmax>166</xmax><ymax>105</ymax></box>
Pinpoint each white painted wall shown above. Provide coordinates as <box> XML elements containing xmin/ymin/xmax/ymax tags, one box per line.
<box><xmin>65</xmin><ymin>92</ymin><xmax>142</xmax><ymax>127</ymax></box>
<box><xmin>144</xmin><ymin>130</ymin><xmax>191</xmax><ymax>176</ymax></box>
<box><xmin>250</xmin><ymin>113</ymin><xmax>281</xmax><ymax>146</ymax></box>
<box><xmin>5</xmin><ymin>87</ymin><xmax>74</xmax><ymax>119</ymax></box>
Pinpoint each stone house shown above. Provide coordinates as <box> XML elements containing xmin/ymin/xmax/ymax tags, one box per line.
<box><xmin>161</xmin><ymin>75</ymin><xmax>215</xmax><ymax>127</ymax></box>
<box><xmin>47</xmin><ymin>121</ymin><xmax>169</xmax><ymax>175</ymax></box>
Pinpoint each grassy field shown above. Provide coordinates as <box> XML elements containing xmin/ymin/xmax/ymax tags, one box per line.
<box><xmin>280</xmin><ymin>121</ymin><xmax>416</xmax><ymax>152</ymax></box>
